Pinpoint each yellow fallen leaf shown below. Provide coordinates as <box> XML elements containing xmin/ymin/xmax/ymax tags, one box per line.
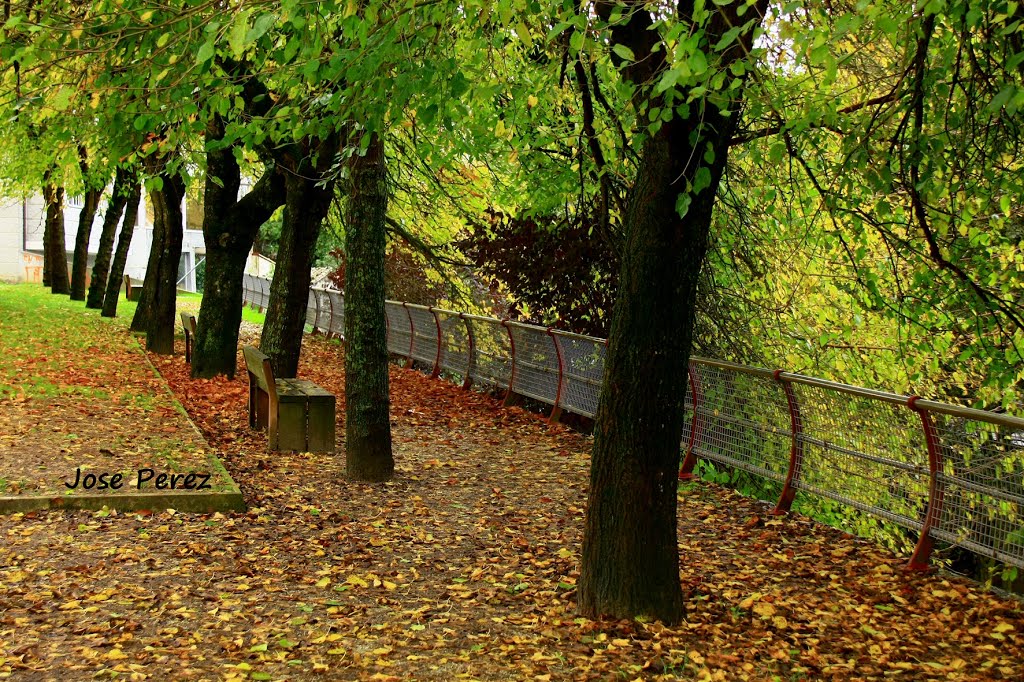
<box><xmin>315</xmin><ymin>577</ymin><xmax>331</xmax><ymax>588</ymax></box>
<box><xmin>994</xmin><ymin>622</ymin><xmax>1015</xmax><ymax>633</ymax></box>
<box><xmin>105</xmin><ymin>649</ymin><xmax>128</xmax><ymax>660</ymax></box>
<box><xmin>753</xmin><ymin>601</ymin><xmax>776</xmax><ymax>617</ymax></box>
<box><xmin>611</xmin><ymin>638</ymin><xmax>630</xmax><ymax>647</ymax></box>
<box><xmin>739</xmin><ymin>593</ymin><xmax>762</xmax><ymax>609</ymax></box>
<box><xmin>382</xmin><ymin>580</ymin><xmax>397</xmax><ymax>590</ymax></box>
<box><xmin>59</xmin><ymin>600</ymin><xmax>81</xmax><ymax>610</ymax></box>
<box><xmin>772</xmin><ymin>615</ymin><xmax>788</xmax><ymax>629</ymax></box>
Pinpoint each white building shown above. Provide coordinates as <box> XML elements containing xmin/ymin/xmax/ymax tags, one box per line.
<box><xmin>0</xmin><ymin>190</ymin><xmax>206</xmax><ymax>291</ymax></box>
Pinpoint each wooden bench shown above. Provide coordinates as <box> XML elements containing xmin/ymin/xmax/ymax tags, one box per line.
<box><xmin>180</xmin><ymin>313</ymin><xmax>197</xmax><ymax>363</ymax></box>
<box><xmin>242</xmin><ymin>345</ymin><xmax>336</xmax><ymax>452</ymax></box>
<box><xmin>124</xmin><ymin>275</ymin><xmax>145</xmax><ymax>301</ymax></box>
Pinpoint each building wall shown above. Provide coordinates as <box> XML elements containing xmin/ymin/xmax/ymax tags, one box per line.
<box><xmin>0</xmin><ymin>191</ymin><xmax>206</xmax><ymax>291</ymax></box>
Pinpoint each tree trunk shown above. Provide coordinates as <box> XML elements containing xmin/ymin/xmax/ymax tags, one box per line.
<box><xmin>70</xmin><ymin>186</ymin><xmax>103</xmax><ymax>301</ymax></box>
<box><xmin>86</xmin><ymin>167</ymin><xmax>132</xmax><ymax>309</ymax></box>
<box><xmin>131</xmin><ymin>154</ymin><xmax>186</xmax><ymax>355</ymax></box>
<box><xmin>130</xmin><ymin>186</ymin><xmax>162</xmax><ymax>334</ymax></box>
<box><xmin>101</xmin><ymin>179</ymin><xmax>142</xmax><ymax>317</ymax></box>
<box><xmin>578</xmin><ymin>0</ymin><xmax>767</xmax><ymax>624</ymax></box>
<box><xmin>343</xmin><ymin>134</ymin><xmax>394</xmax><ymax>482</ymax></box>
<box><xmin>43</xmin><ymin>183</ymin><xmax>70</xmax><ymax>295</ymax></box>
<box><xmin>259</xmin><ymin>171</ymin><xmax>335</xmax><ymax>378</ymax></box>
<box><xmin>70</xmin><ymin>147</ymin><xmax>106</xmax><ymax>301</ymax></box>
<box><xmin>192</xmin><ymin>120</ymin><xmax>285</xmax><ymax>378</ymax></box>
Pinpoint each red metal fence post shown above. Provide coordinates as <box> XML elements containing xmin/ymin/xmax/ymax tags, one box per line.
<box><xmin>460</xmin><ymin>313</ymin><xmax>475</xmax><ymax>390</ymax></box>
<box><xmin>771</xmin><ymin>369</ymin><xmax>805</xmax><ymax>515</ymax></box>
<box><xmin>679</xmin><ymin>363</ymin><xmax>704</xmax><ymax>479</ymax></box>
<box><xmin>907</xmin><ymin>396</ymin><xmax>944</xmax><ymax>571</ymax></box>
<box><xmin>547</xmin><ymin>329</ymin><xmax>565</xmax><ymax>423</ymax></box>
<box><xmin>501</xmin><ymin>319</ymin><xmax>520</xmax><ymax>406</ymax></box>
<box><xmin>428</xmin><ymin>307</ymin><xmax>443</xmax><ymax>378</ymax></box>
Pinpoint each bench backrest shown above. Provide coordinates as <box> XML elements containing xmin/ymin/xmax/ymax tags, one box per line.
<box><xmin>179</xmin><ymin>312</ymin><xmax>197</xmax><ymax>335</ymax></box>
<box><xmin>242</xmin><ymin>345</ymin><xmax>276</xmax><ymax>399</ymax></box>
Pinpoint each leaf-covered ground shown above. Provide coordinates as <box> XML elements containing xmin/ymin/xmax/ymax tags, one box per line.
<box><xmin>0</xmin><ymin>284</ymin><xmax>232</xmax><ymax>497</ymax></box>
<box><xmin>2</xmin><ymin>287</ymin><xmax>1023</xmax><ymax>680</ymax></box>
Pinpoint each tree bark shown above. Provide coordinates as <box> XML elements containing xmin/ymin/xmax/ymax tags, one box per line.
<box><xmin>131</xmin><ymin>152</ymin><xmax>186</xmax><ymax>354</ymax></box>
<box><xmin>101</xmin><ymin>179</ymin><xmax>142</xmax><ymax>317</ymax></box>
<box><xmin>578</xmin><ymin>0</ymin><xmax>768</xmax><ymax>624</ymax></box>
<box><xmin>86</xmin><ymin>167</ymin><xmax>132</xmax><ymax>309</ymax></box>
<box><xmin>259</xmin><ymin>166</ymin><xmax>335</xmax><ymax>378</ymax></box>
<box><xmin>343</xmin><ymin>133</ymin><xmax>394</xmax><ymax>482</ymax></box>
<box><xmin>192</xmin><ymin>119</ymin><xmax>285</xmax><ymax>378</ymax></box>
<box><xmin>70</xmin><ymin>148</ymin><xmax>106</xmax><ymax>301</ymax></box>
<box><xmin>43</xmin><ymin>182</ymin><xmax>70</xmax><ymax>295</ymax></box>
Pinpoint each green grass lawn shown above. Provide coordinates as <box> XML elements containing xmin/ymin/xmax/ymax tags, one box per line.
<box><xmin>0</xmin><ymin>283</ymin><xmax>238</xmax><ymax>499</ymax></box>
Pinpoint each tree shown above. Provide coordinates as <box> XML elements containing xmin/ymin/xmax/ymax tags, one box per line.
<box><xmin>190</xmin><ymin>117</ymin><xmax>284</xmax><ymax>379</ymax></box>
<box><xmin>86</xmin><ymin>166</ymin><xmax>132</xmax><ymax>309</ymax></box>
<box><xmin>69</xmin><ymin>147</ymin><xmax>106</xmax><ymax>301</ymax></box>
<box><xmin>578</xmin><ymin>0</ymin><xmax>769</xmax><ymax>624</ymax></box>
<box><xmin>42</xmin><ymin>179</ymin><xmax>70</xmax><ymax>294</ymax></box>
<box><xmin>343</xmin><ymin>133</ymin><xmax>394</xmax><ymax>481</ymax></box>
<box><xmin>101</xmin><ymin>175</ymin><xmax>141</xmax><ymax>317</ymax></box>
<box><xmin>130</xmin><ymin>145</ymin><xmax>186</xmax><ymax>354</ymax></box>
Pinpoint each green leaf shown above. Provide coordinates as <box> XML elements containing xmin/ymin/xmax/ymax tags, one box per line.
<box><xmin>195</xmin><ymin>40</ymin><xmax>215</xmax><ymax>65</ymax></box>
<box><xmin>612</xmin><ymin>44</ymin><xmax>635</xmax><ymax>62</ymax></box>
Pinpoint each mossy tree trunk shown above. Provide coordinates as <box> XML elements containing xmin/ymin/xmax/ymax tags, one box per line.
<box><xmin>259</xmin><ymin>134</ymin><xmax>339</xmax><ymax>378</ymax></box>
<box><xmin>578</xmin><ymin>0</ymin><xmax>768</xmax><ymax>625</ymax></box>
<box><xmin>100</xmin><ymin>179</ymin><xmax>141</xmax><ymax>317</ymax></box>
<box><xmin>192</xmin><ymin>117</ymin><xmax>285</xmax><ymax>379</ymax></box>
<box><xmin>131</xmin><ymin>152</ymin><xmax>186</xmax><ymax>354</ymax></box>
<box><xmin>343</xmin><ymin>133</ymin><xmax>394</xmax><ymax>482</ymax></box>
<box><xmin>86</xmin><ymin>166</ymin><xmax>132</xmax><ymax>309</ymax></box>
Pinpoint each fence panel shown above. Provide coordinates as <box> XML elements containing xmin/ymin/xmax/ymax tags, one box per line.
<box><xmin>787</xmin><ymin>381</ymin><xmax>930</xmax><ymax>533</ymax></box>
<box><xmin>406</xmin><ymin>304</ymin><xmax>441</xmax><ymax>372</ymax></box>
<box><xmin>550</xmin><ymin>331</ymin><xmax>605</xmax><ymax>418</ymax></box>
<box><xmin>305</xmin><ymin>289</ymin><xmax>318</xmax><ymax>329</ymax></box>
<box><xmin>241</xmin><ymin>274</ymin><xmax>255</xmax><ymax>306</ymax></box>
<box><xmin>927</xmin><ymin>409</ymin><xmax>1024</xmax><ymax>567</ymax></box>
<box><xmin>327</xmin><ymin>290</ymin><xmax>345</xmax><ymax>337</ymax></box>
<box><xmin>464</xmin><ymin>315</ymin><xmax>512</xmax><ymax>388</ymax></box>
<box><xmin>256</xmin><ymin>276</ymin><xmax>271</xmax><ymax>310</ymax></box>
<box><xmin>435</xmin><ymin>309</ymin><xmax>473</xmax><ymax>380</ymax></box>
<box><xmin>687</xmin><ymin>361</ymin><xmax>793</xmax><ymax>483</ymax></box>
<box><xmin>313</xmin><ymin>289</ymin><xmax>334</xmax><ymax>333</ymax></box>
<box><xmin>384</xmin><ymin>301</ymin><xmax>413</xmax><ymax>358</ymax></box>
<box><xmin>507</xmin><ymin>322</ymin><xmax>560</xmax><ymax>406</ymax></box>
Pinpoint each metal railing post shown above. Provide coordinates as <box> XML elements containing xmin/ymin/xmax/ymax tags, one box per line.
<box><xmin>428</xmin><ymin>307</ymin><xmax>443</xmax><ymax>378</ymax></box>
<box><xmin>547</xmin><ymin>329</ymin><xmax>565</xmax><ymax>423</ymax></box>
<box><xmin>771</xmin><ymin>369</ymin><xmax>805</xmax><ymax>515</ymax></box>
<box><xmin>326</xmin><ymin>291</ymin><xmax>335</xmax><ymax>337</ymax></box>
<box><xmin>907</xmin><ymin>396</ymin><xmax>944</xmax><ymax>571</ymax></box>
<box><xmin>402</xmin><ymin>302</ymin><xmax>415</xmax><ymax>368</ymax></box>
<box><xmin>460</xmin><ymin>313</ymin><xmax>474</xmax><ymax>389</ymax></box>
<box><xmin>501</xmin><ymin>319</ymin><xmax>519</xmax><ymax>406</ymax></box>
<box><xmin>679</xmin><ymin>363</ymin><xmax>704</xmax><ymax>479</ymax></box>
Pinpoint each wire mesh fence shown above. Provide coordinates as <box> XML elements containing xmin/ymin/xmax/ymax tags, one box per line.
<box><xmin>239</xmin><ymin>276</ymin><xmax>1024</xmax><ymax>571</ymax></box>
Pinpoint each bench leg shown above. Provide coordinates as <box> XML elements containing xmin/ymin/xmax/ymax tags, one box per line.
<box><xmin>277</xmin><ymin>401</ymin><xmax>306</xmax><ymax>451</ymax></box>
<box><xmin>307</xmin><ymin>397</ymin><xmax>336</xmax><ymax>453</ymax></box>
